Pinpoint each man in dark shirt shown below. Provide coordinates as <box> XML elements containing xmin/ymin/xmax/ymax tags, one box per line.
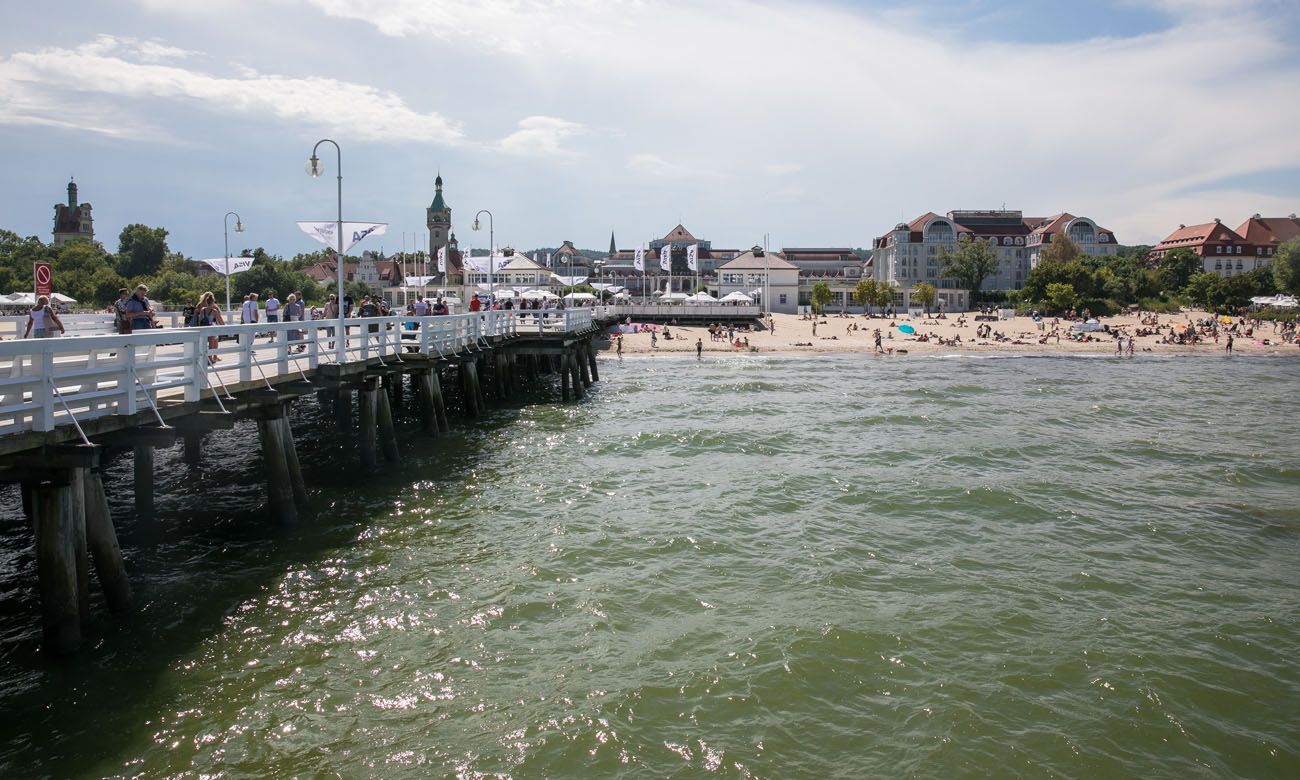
<box><xmin>125</xmin><ymin>284</ymin><xmax>155</xmax><ymax>331</ymax></box>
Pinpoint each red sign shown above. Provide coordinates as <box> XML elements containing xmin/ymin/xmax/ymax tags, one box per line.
<box><xmin>34</xmin><ymin>262</ymin><xmax>52</xmax><ymax>297</ymax></box>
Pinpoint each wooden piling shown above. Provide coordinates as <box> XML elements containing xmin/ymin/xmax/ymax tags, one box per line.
<box><xmin>255</xmin><ymin>407</ymin><xmax>298</xmax><ymax>525</ymax></box>
<box><xmin>578</xmin><ymin>346</ymin><xmax>592</xmax><ymax>388</ymax></box>
<box><xmin>415</xmin><ymin>370</ymin><xmax>438</xmax><ymax>436</ymax></box>
<box><xmin>68</xmin><ymin>469</ymin><xmax>90</xmax><ymax>625</ymax></box>
<box><xmin>561</xmin><ymin>355</ymin><xmax>571</xmax><ymax>401</ymax></box>
<box><xmin>333</xmin><ymin>388</ymin><xmax>352</xmax><ymax>428</ymax></box>
<box><xmin>279</xmin><ymin>416</ymin><xmax>308</xmax><ymax>509</ymax></box>
<box><xmin>133</xmin><ymin>444</ymin><xmax>154</xmax><ymax>523</ymax></box>
<box><xmin>32</xmin><ymin>477</ymin><xmax>81</xmax><ymax>655</ymax></box>
<box><xmin>587</xmin><ymin>339</ymin><xmax>600</xmax><ymax>382</ymax></box>
<box><xmin>358</xmin><ymin>380</ymin><xmax>379</xmax><ymax>469</ymax></box>
<box><xmin>461</xmin><ymin>362</ymin><xmax>480</xmax><ymax>417</ymax></box>
<box><xmin>83</xmin><ymin>469</ymin><xmax>131</xmax><ymax>614</ymax></box>
<box><xmin>430</xmin><ymin>368</ymin><xmax>450</xmax><ymax>432</ymax></box>
<box><xmin>376</xmin><ymin>384</ymin><xmax>399</xmax><ymax>463</ymax></box>
<box><xmin>570</xmin><ymin>352</ymin><xmax>585</xmax><ymax>399</ymax></box>
<box><xmin>182</xmin><ymin>432</ymin><xmax>203</xmax><ymax>465</ymax></box>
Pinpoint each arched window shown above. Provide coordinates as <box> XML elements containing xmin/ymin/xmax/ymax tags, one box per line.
<box><xmin>1015</xmin><ymin>237</ymin><xmax>1024</xmax><ymax>245</ymax></box>
<box><xmin>1003</xmin><ymin>237</ymin><xmax>1013</xmax><ymax>246</ymax></box>
<box><xmin>1067</xmin><ymin>222</ymin><xmax>1096</xmax><ymax>244</ymax></box>
<box><xmin>926</xmin><ymin>221</ymin><xmax>953</xmax><ymax>242</ymax></box>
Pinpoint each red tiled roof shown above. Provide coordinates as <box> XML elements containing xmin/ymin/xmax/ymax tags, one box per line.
<box><xmin>1154</xmin><ymin>221</ymin><xmax>1243</xmax><ymax>249</ymax></box>
<box><xmin>1234</xmin><ymin>215</ymin><xmax>1300</xmax><ymax>246</ymax></box>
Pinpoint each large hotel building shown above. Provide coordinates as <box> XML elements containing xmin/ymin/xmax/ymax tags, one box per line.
<box><xmin>1149</xmin><ymin>214</ymin><xmax>1299</xmax><ymax>278</ymax></box>
<box><xmin>872</xmin><ymin>210</ymin><xmax>1118</xmax><ymax>310</ymax></box>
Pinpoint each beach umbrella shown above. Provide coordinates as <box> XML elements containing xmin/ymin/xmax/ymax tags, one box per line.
<box><xmin>897</xmin><ymin>324</ymin><xmax>916</xmax><ymax>335</ymax></box>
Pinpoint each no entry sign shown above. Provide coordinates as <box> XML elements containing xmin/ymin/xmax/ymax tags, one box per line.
<box><xmin>34</xmin><ymin>262</ymin><xmax>52</xmax><ymax>297</ymax></box>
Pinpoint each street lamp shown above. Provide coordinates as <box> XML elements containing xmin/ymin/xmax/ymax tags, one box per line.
<box><xmin>752</xmin><ymin>245</ymin><xmax>768</xmax><ymax>315</ymax></box>
<box><xmin>223</xmin><ymin>211</ymin><xmax>244</xmax><ymax>316</ymax></box>
<box><xmin>306</xmin><ymin>139</ymin><xmax>344</xmax><ymax>364</ymax></box>
<box><xmin>472</xmin><ymin>210</ymin><xmax>494</xmax><ymax>302</ymax></box>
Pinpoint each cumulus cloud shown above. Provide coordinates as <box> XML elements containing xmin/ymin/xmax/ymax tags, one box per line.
<box><xmin>0</xmin><ymin>34</ymin><xmax>464</xmax><ymax>144</ymax></box>
<box><xmin>497</xmin><ymin>116</ymin><xmax>586</xmax><ymax>158</ymax></box>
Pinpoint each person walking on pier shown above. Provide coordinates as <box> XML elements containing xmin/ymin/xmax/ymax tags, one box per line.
<box><xmin>23</xmin><ymin>295</ymin><xmax>65</xmax><ymax>338</ymax></box>
<box><xmin>195</xmin><ymin>292</ymin><xmax>224</xmax><ymax>362</ymax></box>
<box><xmin>125</xmin><ymin>284</ymin><xmax>155</xmax><ymax>332</ymax></box>
<box><xmin>241</xmin><ymin>293</ymin><xmax>259</xmax><ymax>326</ymax></box>
<box><xmin>264</xmin><ymin>291</ymin><xmax>281</xmax><ymax>340</ymax></box>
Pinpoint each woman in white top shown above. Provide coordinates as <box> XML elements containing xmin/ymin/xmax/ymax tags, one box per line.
<box><xmin>24</xmin><ymin>296</ymin><xmax>65</xmax><ymax>338</ymax></box>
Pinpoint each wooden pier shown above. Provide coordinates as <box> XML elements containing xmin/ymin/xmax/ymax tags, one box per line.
<box><xmin>0</xmin><ymin>310</ymin><xmax>604</xmax><ymax>654</ymax></box>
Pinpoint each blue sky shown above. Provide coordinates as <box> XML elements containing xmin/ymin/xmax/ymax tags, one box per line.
<box><xmin>1</xmin><ymin>0</ymin><xmax>1297</xmax><ymax>260</ymax></box>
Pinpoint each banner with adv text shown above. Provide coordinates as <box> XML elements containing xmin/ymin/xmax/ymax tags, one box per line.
<box><xmin>296</xmin><ymin>221</ymin><xmax>388</xmax><ymax>254</ymax></box>
<box><xmin>194</xmin><ymin>257</ymin><xmax>255</xmax><ymax>275</ymax></box>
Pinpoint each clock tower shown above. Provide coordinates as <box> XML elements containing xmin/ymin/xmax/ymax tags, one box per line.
<box><xmin>427</xmin><ymin>173</ymin><xmax>451</xmax><ymax>252</ymax></box>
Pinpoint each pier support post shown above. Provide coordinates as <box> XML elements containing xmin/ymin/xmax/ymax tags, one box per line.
<box><xmin>32</xmin><ymin>475</ymin><xmax>82</xmax><ymax>655</ymax></box>
<box><xmin>182</xmin><ymin>432</ymin><xmax>203</xmax><ymax>466</ymax></box>
<box><xmin>415</xmin><ymin>370</ymin><xmax>439</xmax><ymax>437</ymax></box>
<box><xmin>587</xmin><ymin>340</ymin><xmax>599</xmax><ymax>383</ymax></box>
<box><xmin>279</xmin><ymin>416</ymin><xmax>308</xmax><ymax>509</ymax></box>
<box><xmin>376</xmin><ymin>382</ymin><xmax>399</xmax><ymax>463</ymax></box>
<box><xmin>477</xmin><ymin>357</ymin><xmax>489</xmax><ymax>407</ymax></box>
<box><xmin>358</xmin><ymin>379</ymin><xmax>380</xmax><ymax>469</ymax></box>
<box><xmin>431</xmin><ymin>368</ymin><xmax>450</xmax><ymax>432</ymax></box>
<box><xmin>461</xmin><ymin>361</ymin><xmax>480</xmax><ymax>418</ymax></box>
<box><xmin>561</xmin><ymin>355</ymin><xmax>571</xmax><ymax>401</ymax></box>
<box><xmin>133</xmin><ymin>444</ymin><xmax>154</xmax><ymax>523</ymax></box>
<box><xmin>255</xmin><ymin>405</ymin><xmax>298</xmax><ymax>526</ymax></box>
<box><xmin>570</xmin><ymin>352</ymin><xmax>585</xmax><ymax>399</ymax></box>
<box><xmin>578</xmin><ymin>347</ymin><xmax>592</xmax><ymax>388</ymax></box>
<box><xmin>333</xmin><ymin>388</ymin><xmax>351</xmax><ymax>428</ymax></box>
<box><xmin>83</xmin><ymin>468</ymin><xmax>131</xmax><ymax>614</ymax></box>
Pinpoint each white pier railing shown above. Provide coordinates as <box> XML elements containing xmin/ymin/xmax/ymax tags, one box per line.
<box><xmin>0</xmin><ymin>310</ymin><xmax>595</xmax><ymax>436</ymax></box>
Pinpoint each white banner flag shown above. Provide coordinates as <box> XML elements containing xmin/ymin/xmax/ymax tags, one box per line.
<box><xmin>687</xmin><ymin>244</ymin><xmax>699</xmax><ymax>272</ymax></box>
<box><xmin>194</xmin><ymin>257</ymin><xmax>255</xmax><ymax>275</ymax></box>
<box><xmin>634</xmin><ymin>246</ymin><xmax>645</xmax><ymax>273</ymax></box>
<box><xmin>546</xmin><ymin>252</ymin><xmax>553</xmax><ymax>268</ymax></box>
<box><xmin>660</xmin><ymin>245</ymin><xmax>672</xmax><ymax>272</ymax></box>
<box><xmin>437</xmin><ymin>246</ymin><xmax>448</xmax><ymax>273</ymax></box>
<box><xmin>297</xmin><ymin>221</ymin><xmax>388</xmax><ymax>255</ymax></box>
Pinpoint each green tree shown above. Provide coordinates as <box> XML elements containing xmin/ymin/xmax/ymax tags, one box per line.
<box><xmin>1156</xmin><ymin>248</ymin><xmax>1201</xmax><ymax>295</ymax></box>
<box><xmin>911</xmin><ymin>282</ymin><xmax>936</xmax><ymax>312</ymax></box>
<box><xmin>116</xmin><ymin>224</ymin><xmax>170</xmax><ymax>279</ymax></box>
<box><xmin>810</xmin><ymin>282</ymin><xmax>833</xmax><ymax>314</ymax></box>
<box><xmin>939</xmin><ymin>236</ymin><xmax>999</xmax><ymax>300</ymax></box>
<box><xmin>854</xmin><ymin>278</ymin><xmax>880</xmax><ymax>314</ymax></box>
<box><xmin>1183</xmin><ymin>272</ymin><xmax>1225</xmax><ymax>310</ymax></box>
<box><xmin>1039</xmin><ymin>234</ymin><xmax>1081</xmax><ymax>266</ymax></box>
<box><xmin>54</xmin><ymin>241</ymin><xmax>123</xmax><ymax>305</ymax></box>
<box><xmin>1045</xmin><ymin>282</ymin><xmax>1077</xmax><ymax>313</ymax></box>
<box><xmin>1273</xmin><ymin>238</ymin><xmax>1300</xmax><ymax>295</ymax></box>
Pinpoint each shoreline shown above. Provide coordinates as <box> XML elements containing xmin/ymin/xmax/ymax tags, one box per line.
<box><xmin>596</xmin><ymin>311</ymin><xmax>1299</xmax><ymax>359</ymax></box>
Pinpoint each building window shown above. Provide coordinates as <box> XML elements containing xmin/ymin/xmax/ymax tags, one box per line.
<box><xmin>1098</xmin><ymin>233</ymin><xmax>1109</xmax><ymax>242</ymax></box>
<box><xmin>1236</xmin><ymin>246</ymin><xmax>1242</xmax><ymax>254</ymax></box>
<box><xmin>1216</xmin><ymin>246</ymin><xmax>1223</xmax><ymax>254</ymax></box>
<box><xmin>779</xmin><ymin>294</ymin><xmax>787</xmax><ymax>304</ymax></box>
<box><xmin>927</xmin><ymin>222</ymin><xmax>954</xmax><ymax>242</ymax></box>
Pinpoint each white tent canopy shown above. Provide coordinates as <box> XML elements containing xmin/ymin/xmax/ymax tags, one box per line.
<box><xmin>564</xmin><ymin>292</ymin><xmax>598</xmax><ymax>301</ymax></box>
<box><xmin>552</xmin><ymin>274</ymin><xmax>589</xmax><ymax>286</ymax></box>
<box><xmin>689</xmin><ymin>291</ymin><xmax>719</xmax><ymax>303</ymax></box>
<box><xmin>50</xmin><ymin>292</ymin><xmax>78</xmax><ymax>304</ymax></box>
<box><xmin>1251</xmin><ymin>294</ymin><xmax>1298</xmax><ymax>308</ymax></box>
<box><xmin>3</xmin><ymin>292</ymin><xmax>37</xmax><ymax>306</ymax></box>
<box><xmin>522</xmin><ymin>289</ymin><xmax>559</xmax><ymax>300</ymax></box>
<box><xmin>720</xmin><ymin>291</ymin><xmax>752</xmax><ymax>303</ymax></box>
<box><xmin>659</xmin><ymin>292</ymin><xmax>689</xmax><ymax>302</ymax></box>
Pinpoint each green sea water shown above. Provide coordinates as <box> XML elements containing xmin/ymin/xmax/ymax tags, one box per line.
<box><xmin>0</xmin><ymin>354</ymin><xmax>1298</xmax><ymax>778</ymax></box>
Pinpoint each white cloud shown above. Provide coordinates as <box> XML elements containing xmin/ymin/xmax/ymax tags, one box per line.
<box><xmin>497</xmin><ymin>116</ymin><xmax>586</xmax><ymax>158</ymax></box>
<box><xmin>0</xmin><ymin>34</ymin><xmax>464</xmax><ymax>144</ymax></box>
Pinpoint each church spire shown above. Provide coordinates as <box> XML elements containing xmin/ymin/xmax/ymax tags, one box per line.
<box><xmin>608</xmin><ymin>230</ymin><xmax>617</xmax><ymax>257</ymax></box>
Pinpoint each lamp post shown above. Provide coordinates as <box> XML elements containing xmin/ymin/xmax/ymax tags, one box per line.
<box><xmin>752</xmin><ymin>245</ymin><xmax>767</xmax><ymax>315</ymax></box>
<box><xmin>223</xmin><ymin>211</ymin><xmax>244</xmax><ymax>316</ymax></box>
<box><xmin>472</xmin><ymin>210</ymin><xmax>494</xmax><ymax>302</ymax></box>
<box><xmin>306</xmin><ymin>139</ymin><xmax>344</xmax><ymax>364</ymax></box>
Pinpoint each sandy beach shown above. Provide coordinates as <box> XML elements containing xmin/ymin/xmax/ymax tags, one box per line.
<box><xmin>597</xmin><ymin>310</ymin><xmax>1299</xmax><ymax>357</ymax></box>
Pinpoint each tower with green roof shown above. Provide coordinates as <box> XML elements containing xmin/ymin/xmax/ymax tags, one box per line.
<box><xmin>427</xmin><ymin>173</ymin><xmax>451</xmax><ymax>252</ymax></box>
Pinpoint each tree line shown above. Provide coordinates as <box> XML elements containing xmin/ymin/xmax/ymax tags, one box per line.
<box><xmin>0</xmin><ymin>224</ymin><xmax>379</xmax><ymax>309</ymax></box>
